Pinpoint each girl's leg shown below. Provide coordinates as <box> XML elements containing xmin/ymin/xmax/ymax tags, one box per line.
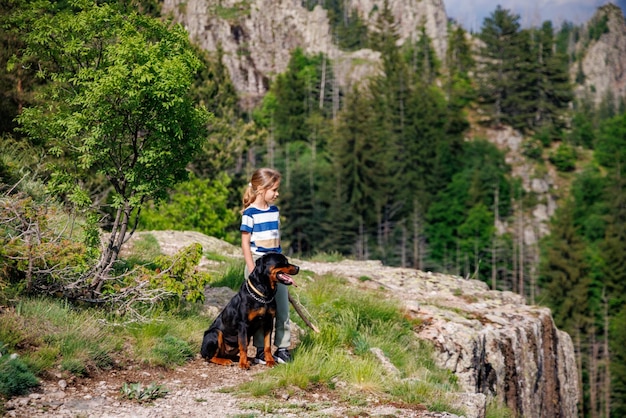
<box><xmin>273</xmin><ymin>283</ymin><xmax>291</xmax><ymax>348</ymax></box>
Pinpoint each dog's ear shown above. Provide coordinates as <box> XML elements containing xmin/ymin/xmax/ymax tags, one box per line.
<box><xmin>249</xmin><ymin>256</ymin><xmax>264</xmax><ymax>280</ymax></box>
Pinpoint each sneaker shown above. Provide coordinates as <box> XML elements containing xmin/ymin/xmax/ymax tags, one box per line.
<box><xmin>254</xmin><ymin>347</ymin><xmax>267</xmax><ymax>365</ymax></box>
<box><xmin>274</xmin><ymin>348</ymin><xmax>292</xmax><ymax>364</ymax></box>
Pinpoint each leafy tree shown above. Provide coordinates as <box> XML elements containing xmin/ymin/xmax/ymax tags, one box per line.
<box><xmin>425</xmin><ymin>140</ymin><xmax>511</xmax><ymax>276</ymax></box>
<box><xmin>458</xmin><ymin>202</ymin><xmax>495</xmax><ymax>274</ymax></box>
<box><xmin>600</xmin><ymin>174</ymin><xmax>626</xmax><ymax>313</ymax></box>
<box><xmin>11</xmin><ymin>1</ymin><xmax>210</xmax><ymax>292</ymax></box>
<box><xmin>138</xmin><ymin>173</ymin><xmax>236</xmax><ymax>241</ymax></box>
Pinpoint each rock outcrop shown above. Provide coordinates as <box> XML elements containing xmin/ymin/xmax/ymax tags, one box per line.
<box><xmin>296</xmin><ymin>258</ymin><xmax>579</xmax><ymax>418</ymax></box>
<box><xmin>161</xmin><ymin>0</ymin><xmax>448</xmax><ymax>108</ymax></box>
<box><xmin>571</xmin><ymin>3</ymin><xmax>626</xmax><ymax>106</ymax></box>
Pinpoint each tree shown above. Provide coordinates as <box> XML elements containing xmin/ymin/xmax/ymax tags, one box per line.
<box><xmin>329</xmin><ymin>85</ymin><xmax>386</xmax><ymax>259</ymax></box>
<box><xmin>477</xmin><ymin>6</ymin><xmax>523</xmax><ymax>127</ymax></box>
<box><xmin>12</xmin><ymin>1</ymin><xmax>211</xmax><ymax>292</ymax></box>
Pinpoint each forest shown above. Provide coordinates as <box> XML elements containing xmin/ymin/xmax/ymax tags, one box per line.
<box><xmin>1</xmin><ymin>0</ymin><xmax>625</xmax><ymax>416</ymax></box>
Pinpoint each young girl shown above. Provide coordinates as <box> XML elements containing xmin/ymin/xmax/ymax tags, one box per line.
<box><xmin>240</xmin><ymin>168</ymin><xmax>292</xmax><ymax>364</ymax></box>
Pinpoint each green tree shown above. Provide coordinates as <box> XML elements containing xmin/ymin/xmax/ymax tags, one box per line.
<box><xmin>329</xmin><ymin>85</ymin><xmax>386</xmax><ymax>259</ymax></box>
<box><xmin>595</xmin><ymin>112</ymin><xmax>626</xmax><ymax>172</ymax></box>
<box><xmin>477</xmin><ymin>6</ymin><xmax>523</xmax><ymax>127</ymax></box>
<box><xmin>445</xmin><ymin>24</ymin><xmax>475</xmax><ymax>110</ymax></box>
<box><xmin>458</xmin><ymin>202</ymin><xmax>495</xmax><ymax>275</ymax></box>
<box><xmin>12</xmin><ymin>1</ymin><xmax>210</xmax><ymax>291</ymax></box>
<box><xmin>532</xmin><ymin>21</ymin><xmax>573</xmax><ymax>131</ymax></box>
<box><xmin>138</xmin><ymin>173</ymin><xmax>236</xmax><ymax>241</ymax></box>
<box><xmin>538</xmin><ymin>202</ymin><xmax>591</xmax><ymax>335</ymax></box>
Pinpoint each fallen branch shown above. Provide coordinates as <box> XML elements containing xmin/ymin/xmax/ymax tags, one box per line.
<box><xmin>288</xmin><ymin>292</ymin><xmax>319</xmax><ymax>333</ymax></box>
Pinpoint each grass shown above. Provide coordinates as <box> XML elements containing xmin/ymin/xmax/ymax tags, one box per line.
<box><xmin>236</xmin><ymin>274</ymin><xmax>464</xmax><ymax>414</ymax></box>
<box><xmin>0</xmin><ymin>297</ymin><xmax>207</xmax><ymax>382</ymax></box>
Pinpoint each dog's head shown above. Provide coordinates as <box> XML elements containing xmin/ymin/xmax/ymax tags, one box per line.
<box><xmin>251</xmin><ymin>253</ymin><xmax>299</xmax><ymax>290</ymax></box>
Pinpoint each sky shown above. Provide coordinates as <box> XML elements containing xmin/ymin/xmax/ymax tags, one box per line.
<box><xmin>443</xmin><ymin>0</ymin><xmax>626</xmax><ymax>32</ymax></box>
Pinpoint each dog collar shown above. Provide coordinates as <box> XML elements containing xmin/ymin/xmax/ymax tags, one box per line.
<box><xmin>246</xmin><ymin>279</ymin><xmax>274</xmax><ymax>304</ymax></box>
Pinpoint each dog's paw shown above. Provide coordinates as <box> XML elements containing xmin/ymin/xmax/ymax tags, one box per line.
<box><xmin>238</xmin><ymin>359</ymin><xmax>251</xmax><ymax>370</ymax></box>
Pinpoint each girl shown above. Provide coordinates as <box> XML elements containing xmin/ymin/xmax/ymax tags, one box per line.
<box><xmin>240</xmin><ymin>168</ymin><xmax>292</xmax><ymax>364</ymax></box>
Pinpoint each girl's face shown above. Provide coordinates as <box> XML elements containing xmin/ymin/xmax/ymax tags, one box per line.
<box><xmin>262</xmin><ymin>181</ymin><xmax>280</xmax><ymax>204</ymax></box>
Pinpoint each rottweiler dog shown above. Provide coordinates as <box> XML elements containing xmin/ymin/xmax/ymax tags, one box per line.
<box><xmin>200</xmin><ymin>252</ymin><xmax>299</xmax><ymax>369</ymax></box>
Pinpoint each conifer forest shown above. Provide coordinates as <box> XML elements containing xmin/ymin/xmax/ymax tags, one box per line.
<box><xmin>1</xmin><ymin>1</ymin><xmax>625</xmax><ymax>416</ymax></box>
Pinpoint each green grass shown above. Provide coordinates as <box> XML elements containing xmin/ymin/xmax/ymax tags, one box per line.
<box><xmin>119</xmin><ymin>233</ymin><xmax>162</xmax><ymax>270</ymax></box>
<box><xmin>0</xmin><ymin>297</ymin><xmax>207</xmax><ymax>384</ymax></box>
<box><xmin>236</xmin><ymin>274</ymin><xmax>463</xmax><ymax>414</ymax></box>
<box><xmin>208</xmin><ymin>261</ymin><xmax>245</xmax><ymax>290</ymax></box>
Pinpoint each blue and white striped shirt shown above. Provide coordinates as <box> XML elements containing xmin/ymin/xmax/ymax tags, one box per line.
<box><xmin>240</xmin><ymin>205</ymin><xmax>281</xmax><ymax>255</ymax></box>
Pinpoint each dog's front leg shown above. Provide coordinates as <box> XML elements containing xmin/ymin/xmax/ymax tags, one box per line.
<box><xmin>262</xmin><ymin>310</ymin><xmax>276</xmax><ymax>367</ymax></box>
<box><xmin>237</xmin><ymin>324</ymin><xmax>250</xmax><ymax>370</ymax></box>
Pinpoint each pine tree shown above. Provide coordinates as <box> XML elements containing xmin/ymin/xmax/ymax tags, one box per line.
<box><xmin>538</xmin><ymin>202</ymin><xmax>591</xmax><ymax>336</ymax></box>
<box><xmin>329</xmin><ymin>85</ymin><xmax>386</xmax><ymax>259</ymax></box>
<box><xmin>477</xmin><ymin>6</ymin><xmax>523</xmax><ymax>127</ymax></box>
<box><xmin>532</xmin><ymin>21</ymin><xmax>573</xmax><ymax>131</ymax></box>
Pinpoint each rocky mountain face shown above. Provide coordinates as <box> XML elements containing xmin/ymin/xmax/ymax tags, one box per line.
<box><xmin>161</xmin><ymin>0</ymin><xmax>448</xmax><ymax>108</ymax></box>
<box><xmin>127</xmin><ymin>231</ymin><xmax>579</xmax><ymax>418</ymax></box>
<box><xmin>571</xmin><ymin>3</ymin><xmax>626</xmax><ymax>106</ymax></box>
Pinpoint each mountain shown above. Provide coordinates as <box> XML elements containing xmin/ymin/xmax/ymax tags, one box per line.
<box><xmin>161</xmin><ymin>0</ymin><xmax>448</xmax><ymax>109</ymax></box>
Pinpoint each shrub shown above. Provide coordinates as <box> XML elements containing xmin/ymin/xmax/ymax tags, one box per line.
<box><xmin>549</xmin><ymin>143</ymin><xmax>577</xmax><ymax>172</ymax></box>
<box><xmin>0</xmin><ymin>352</ymin><xmax>39</xmax><ymax>398</ymax></box>
<box><xmin>521</xmin><ymin>139</ymin><xmax>543</xmax><ymax>160</ymax></box>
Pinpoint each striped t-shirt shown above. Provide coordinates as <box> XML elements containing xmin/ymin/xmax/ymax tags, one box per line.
<box><xmin>240</xmin><ymin>205</ymin><xmax>281</xmax><ymax>255</ymax></box>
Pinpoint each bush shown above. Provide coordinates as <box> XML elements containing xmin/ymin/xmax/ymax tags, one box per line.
<box><xmin>521</xmin><ymin>139</ymin><xmax>543</xmax><ymax>160</ymax></box>
<box><xmin>549</xmin><ymin>143</ymin><xmax>577</xmax><ymax>172</ymax></box>
<box><xmin>0</xmin><ymin>352</ymin><xmax>39</xmax><ymax>398</ymax></box>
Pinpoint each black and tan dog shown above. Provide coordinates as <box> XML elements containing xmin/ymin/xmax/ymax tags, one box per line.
<box><xmin>200</xmin><ymin>252</ymin><xmax>299</xmax><ymax>369</ymax></box>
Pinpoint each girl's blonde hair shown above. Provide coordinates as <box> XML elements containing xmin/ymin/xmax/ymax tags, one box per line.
<box><xmin>241</xmin><ymin>168</ymin><xmax>282</xmax><ymax>213</ymax></box>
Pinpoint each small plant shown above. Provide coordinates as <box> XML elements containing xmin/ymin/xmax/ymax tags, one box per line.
<box><xmin>0</xmin><ymin>349</ymin><xmax>39</xmax><ymax>398</ymax></box>
<box><xmin>120</xmin><ymin>382</ymin><xmax>168</xmax><ymax>402</ymax></box>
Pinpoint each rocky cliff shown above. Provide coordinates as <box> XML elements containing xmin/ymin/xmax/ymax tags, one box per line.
<box><xmin>128</xmin><ymin>231</ymin><xmax>580</xmax><ymax>418</ymax></box>
<box><xmin>571</xmin><ymin>3</ymin><xmax>626</xmax><ymax>107</ymax></box>
<box><xmin>161</xmin><ymin>0</ymin><xmax>448</xmax><ymax>108</ymax></box>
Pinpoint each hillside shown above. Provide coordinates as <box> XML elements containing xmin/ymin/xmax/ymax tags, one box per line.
<box><xmin>3</xmin><ymin>230</ymin><xmax>576</xmax><ymax>418</ymax></box>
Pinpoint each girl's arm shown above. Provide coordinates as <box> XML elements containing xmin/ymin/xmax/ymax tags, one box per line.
<box><xmin>241</xmin><ymin>232</ymin><xmax>255</xmax><ymax>274</ymax></box>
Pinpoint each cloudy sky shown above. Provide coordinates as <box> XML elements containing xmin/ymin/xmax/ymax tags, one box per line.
<box><xmin>443</xmin><ymin>0</ymin><xmax>626</xmax><ymax>32</ymax></box>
